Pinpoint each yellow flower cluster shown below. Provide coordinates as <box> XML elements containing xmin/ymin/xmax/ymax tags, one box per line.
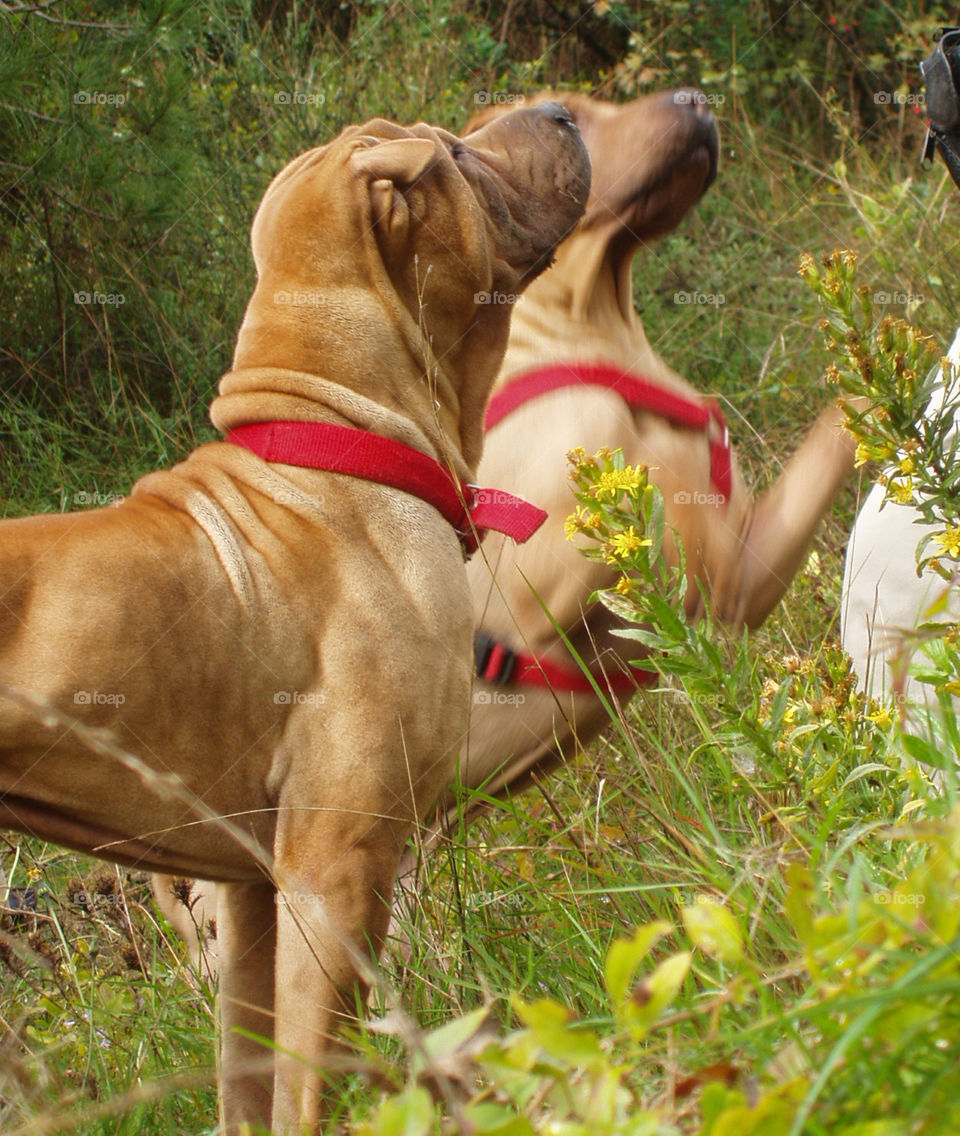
<box><xmin>604</xmin><ymin>525</ymin><xmax>652</xmax><ymax>564</ymax></box>
<box><xmin>866</xmin><ymin>705</ymin><xmax>893</xmax><ymax>730</ymax></box>
<box><xmin>593</xmin><ymin>465</ymin><xmax>647</xmax><ymax>501</ymax></box>
<box><xmin>854</xmin><ymin>440</ymin><xmax>895</xmax><ymax>468</ymax></box>
<box><xmin>564</xmin><ymin>507</ymin><xmax>604</xmax><ymax>541</ymax></box>
<box><xmin>888</xmin><ymin>477</ymin><xmax>914</xmax><ymax>506</ymax></box>
<box><xmin>936</xmin><ymin>525</ymin><xmax>960</xmax><ymax>559</ymax></box>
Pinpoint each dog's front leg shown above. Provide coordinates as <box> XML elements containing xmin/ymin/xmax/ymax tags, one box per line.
<box><xmin>720</xmin><ymin>400</ymin><xmax>864</xmax><ymax>627</ymax></box>
<box><xmin>217</xmin><ymin>879</ymin><xmax>277</xmax><ymax>1133</ymax></box>
<box><xmin>270</xmin><ymin>808</ymin><xmax>404</xmax><ymax>1133</ymax></box>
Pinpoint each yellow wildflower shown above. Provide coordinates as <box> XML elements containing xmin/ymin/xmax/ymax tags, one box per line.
<box><xmin>613</xmin><ymin>576</ymin><xmax>633</xmax><ymax>595</ymax></box>
<box><xmin>605</xmin><ymin>525</ymin><xmax>651</xmax><ymax>561</ymax></box>
<box><xmin>854</xmin><ymin>440</ymin><xmax>895</xmax><ymax>467</ymax></box>
<box><xmin>889</xmin><ymin>477</ymin><xmax>914</xmax><ymax>505</ymax></box>
<box><xmin>898</xmin><ymin>455</ymin><xmax>915</xmax><ymax>475</ymax></box>
<box><xmin>564</xmin><ymin>509</ymin><xmax>587</xmax><ymax>541</ymax></box>
<box><xmin>565</xmin><ymin>508</ymin><xmax>606</xmax><ymax>541</ymax></box>
<box><xmin>594</xmin><ymin>466</ymin><xmax>646</xmax><ymax>500</ymax></box>
<box><xmin>867</xmin><ymin>705</ymin><xmax>893</xmax><ymax>729</ymax></box>
<box><xmin>936</xmin><ymin>525</ymin><xmax>960</xmax><ymax>559</ymax></box>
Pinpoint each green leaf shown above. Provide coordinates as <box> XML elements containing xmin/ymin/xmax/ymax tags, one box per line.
<box><xmin>701</xmin><ymin>1079</ymin><xmax>805</xmax><ymax>1135</ymax></box>
<box><xmin>901</xmin><ymin>732</ymin><xmax>952</xmax><ymax>770</ymax></box>
<box><xmin>682</xmin><ymin>897</ymin><xmax>744</xmax><ymax>963</ymax></box>
<box><xmin>461</xmin><ymin>1101</ymin><xmax>534</xmax><ymax>1136</ymax></box>
<box><xmin>621</xmin><ymin>951</ymin><xmax>692</xmax><ymax>1039</ymax></box>
<box><xmin>420</xmin><ymin>1004</ymin><xmax>490</xmax><ymax>1063</ymax></box>
<box><xmin>604</xmin><ymin>922</ymin><xmax>674</xmax><ymax>1009</ymax></box>
<box><xmin>784</xmin><ymin>863</ymin><xmax>814</xmax><ymax>944</ymax></box>
<box><xmin>646</xmin><ymin>593</ymin><xmax>687</xmax><ymax>640</ymax></box>
<box><xmin>700</xmin><ymin>1083</ymin><xmax>747</xmax><ymax>1132</ymax></box>
<box><xmin>510</xmin><ymin>996</ymin><xmax>603</xmax><ymax>1065</ymax></box>
<box><xmin>842</xmin><ymin>763</ymin><xmax>894</xmax><ymax>788</ymax></box>
<box><xmin>511</xmin><ymin>996</ymin><xmax>571</xmax><ymax>1032</ymax></box>
<box><xmin>361</xmin><ymin>1086</ymin><xmax>434</xmax><ymax>1136</ymax></box>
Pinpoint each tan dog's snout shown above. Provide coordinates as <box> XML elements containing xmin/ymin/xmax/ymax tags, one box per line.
<box><xmin>668</xmin><ymin>88</ymin><xmax>720</xmax><ymax>184</ymax></box>
<box><xmin>466</xmin><ymin>90</ymin><xmax>718</xmax><ymax>244</ymax></box>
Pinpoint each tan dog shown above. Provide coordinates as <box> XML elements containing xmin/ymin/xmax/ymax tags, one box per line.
<box><xmin>0</xmin><ymin>105</ymin><xmax>589</xmax><ymax>1133</ymax></box>
<box><xmin>155</xmin><ymin>90</ymin><xmax>861</xmax><ymax>976</ymax></box>
<box><xmin>455</xmin><ymin>90</ymin><xmax>860</xmax><ymax>811</ymax></box>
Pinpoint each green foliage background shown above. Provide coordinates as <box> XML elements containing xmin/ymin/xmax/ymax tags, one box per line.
<box><xmin>2</xmin><ymin>1</ymin><xmax>960</xmax><ymax>1133</ymax></box>
<box><xmin>1</xmin><ymin>0</ymin><xmax>955</xmax><ymax>513</ymax></box>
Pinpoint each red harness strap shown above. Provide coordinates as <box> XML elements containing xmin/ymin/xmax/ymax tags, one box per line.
<box><xmin>474</xmin><ymin>631</ymin><xmax>653</xmax><ymax>694</ymax></box>
<box><xmin>476</xmin><ymin>360</ymin><xmax>729</xmax><ymax>695</ymax></box>
<box><xmin>226</xmin><ymin>420</ymin><xmax>547</xmax><ymax>556</ymax></box>
<box><xmin>485</xmin><ymin>360</ymin><xmax>732</xmax><ymax>502</ymax></box>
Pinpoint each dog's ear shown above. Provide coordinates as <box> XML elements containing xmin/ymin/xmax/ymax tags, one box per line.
<box><xmin>352</xmin><ymin>138</ymin><xmax>437</xmax><ymax>185</ymax></box>
<box><xmin>353</xmin><ymin>137</ymin><xmax>438</xmax><ymax>233</ymax></box>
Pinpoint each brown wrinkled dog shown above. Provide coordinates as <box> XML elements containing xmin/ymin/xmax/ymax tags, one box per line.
<box><xmin>156</xmin><ymin>91</ymin><xmax>859</xmax><ymax>980</ymax></box>
<box><xmin>0</xmin><ymin>105</ymin><xmax>589</xmax><ymax>1133</ymax></box>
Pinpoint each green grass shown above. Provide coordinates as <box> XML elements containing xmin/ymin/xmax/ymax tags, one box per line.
<box><xmin>3</xmin><ymin>2</ymin><xmax>960</xmax><ymax>1133</ymax></box>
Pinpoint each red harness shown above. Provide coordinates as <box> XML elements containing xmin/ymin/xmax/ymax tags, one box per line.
<box><xmin>485</xmin><ymin>360</ymin><xmax>732</xmax><ymax>500</ymax></box>
<box><xmin>476</xmin><ymin>361</ymin><xmax>733</xmax><ymax>694</ymax></box>
<box><xmin>226</xmin><ymin>420</ymin><xmax>547</xmax><ymax>556</ymax></box>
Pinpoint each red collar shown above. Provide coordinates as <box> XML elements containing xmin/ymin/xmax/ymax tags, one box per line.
<box><xmin>485</xmin><ymin>361</ymin><xmax>732</xmax><ymax>503</ymax></box>
<box><xmin>226</xmin><ymin>421</ymin><xmax>547</xmax><ymax>556</ymax></box>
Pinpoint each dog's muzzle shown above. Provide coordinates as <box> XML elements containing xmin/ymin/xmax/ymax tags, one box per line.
<box><xmin>921</xmin><ymin>27</ymin><xmax>960</xmax><ymax>188</ymax></box>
